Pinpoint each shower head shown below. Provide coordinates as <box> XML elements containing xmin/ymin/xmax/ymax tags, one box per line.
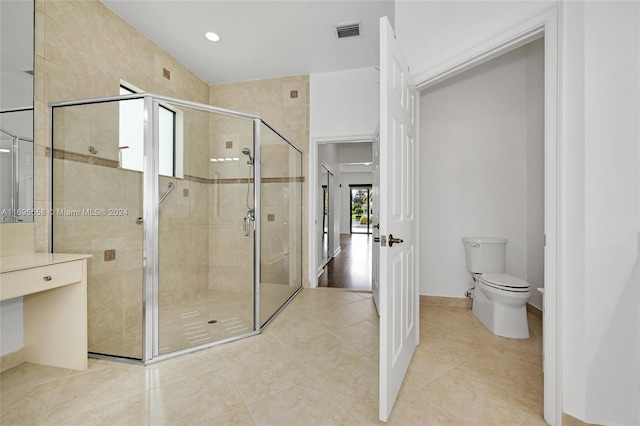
<box><xmin>241</xmin><ymin>147</ymin><xmax>254</xmax><ymax>164</ymax></box>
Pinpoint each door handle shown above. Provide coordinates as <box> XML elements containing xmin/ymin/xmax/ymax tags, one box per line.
<box><xmin>388</xmin><ymin>234</ymin><xmax>404</xmax><ymax>247</ymax></box>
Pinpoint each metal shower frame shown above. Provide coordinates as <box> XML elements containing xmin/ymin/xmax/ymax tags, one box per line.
<box><xmin>49</xmin><ymin>93</ymin><xmax>303</xmax><ymax>364</ymax></box>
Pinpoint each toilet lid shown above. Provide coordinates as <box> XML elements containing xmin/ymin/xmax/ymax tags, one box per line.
<box><xmin>481</xmin><ymin>273</ymin><xmax>529</xmax><ymax>289</ymax></box>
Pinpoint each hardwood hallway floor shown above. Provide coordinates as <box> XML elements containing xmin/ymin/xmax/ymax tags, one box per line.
<box><xmin>318</xmin><ymin>234</ymin><xmax>372</xmax><ymax>291</ymax></box>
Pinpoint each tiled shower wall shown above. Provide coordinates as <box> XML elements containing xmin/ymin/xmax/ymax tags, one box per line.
<box><xmin>37</xmin><ymin>0</ymin><xmax>211</xmax><ymax>353</ymax></box>
<box><xmin>36</xmin><ymin>0</ymin><xmax>309</xmax><ymax>354</ymax></box>
<box><xmin>209</xmin><ymin>76</ymin><xmax>310</xmax><ymax>288</ymax></box>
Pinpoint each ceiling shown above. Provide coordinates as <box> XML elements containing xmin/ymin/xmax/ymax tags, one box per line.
<box><xmin>102</xmin><ymin>0</ymin><xmax>395</xmax><ymax>85</ymax></box>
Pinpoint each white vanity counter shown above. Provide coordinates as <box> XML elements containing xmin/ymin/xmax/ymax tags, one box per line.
<box><xmin>0</xmin><ymin>253</ymin><xmax>91</xmax><ymax>274</ymax></box>
<box><xmin>0</xmin><ymin>253</ymin><xmax>91</xmax><ymax>371</ymax></box>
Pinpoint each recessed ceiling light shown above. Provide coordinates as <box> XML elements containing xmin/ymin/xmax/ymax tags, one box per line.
<box><xmin>210</xmin><ymin>158</ymin><xmax>218</xmax><ymax>162</ymax></box>
<box><xmin>205</xmin><ymin>32</ymin><xmax>220</xmax><ymax>42</ymax></box>
<box><xmin>0</xmin><ymin>148</ymin><xmax>10</xmax><ymax>153</ymax></box>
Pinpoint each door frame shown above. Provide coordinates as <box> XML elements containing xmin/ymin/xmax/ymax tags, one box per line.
<box><xmin>414</xmin><ymin>5</ymin><xmax>562</xmax><ymax>425</ymax></box>
<box><xmin>309</xmin><ymin>135</ymin><xmax>375</xmax><ymax>288</ymax></box>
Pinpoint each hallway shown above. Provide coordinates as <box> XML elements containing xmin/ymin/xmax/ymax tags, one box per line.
<box><xmin>318</xmin><ymin>234</ymin><xmax>372</xmax><ymax>291</ymax></box>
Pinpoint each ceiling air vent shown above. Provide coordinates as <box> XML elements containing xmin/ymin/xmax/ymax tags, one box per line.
<box><xmin>335</xmin><ymin>22</ymin><xmax>361</xmax><ymax>39</ymax></box>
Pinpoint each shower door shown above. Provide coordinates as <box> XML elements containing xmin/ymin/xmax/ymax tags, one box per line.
<box><xmin>258</xmin><ymin>122</ymin><xmax>303</xmax><ymax>326</ymax></box>
<box><xmin>154</xmin><ymin>101</ymin><xmax>256</xmax><ymax>356</ymax></box>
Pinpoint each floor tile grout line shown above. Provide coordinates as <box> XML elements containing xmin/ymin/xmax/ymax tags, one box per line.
<box><xmin>414</xmin><ymin>388</ymin><xmax>474</xmax><ymax>426</ymax></box>
<box><xmin>520</xmin><ymin>406</ymin><xmax>546</xmax><ymax>425</ymax></box>
<box><xmin>41</xmin><ymin>365</ymin><xmax>151</xmax><ymax>424</ymax></box>
<box><xmin>326</xmin><ymin>324</ymin><xmax>377</xmax><ymax>355</ymax></box>
<box><xmin>456</xmin><ymin>364</ymin><xmax>544</xmax><ymax>410</ymax></box>
<box><xmin>218</xmin><ymin>345</ymin><xmax>254</xmax><ymax>411</ymax></box>
<box><xmin>39</xmin><ymin>368</ymin><xmax>71</xmax><ymax>423</ymax></box>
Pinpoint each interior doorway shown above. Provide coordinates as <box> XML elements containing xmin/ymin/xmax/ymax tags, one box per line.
<box><xmin>313</xmin><ymin>141</ymin><xmax>374</xmax><ymax>291</ymax></box>
<box><xmin>413</xmin><ymin>7</ymin><xmax>560</xmax><ymax>423</ymax></box>
<box><xmin>350</xmin><ymin>185</ymin><xmax>373</xmax><ymax>234</ymax></box>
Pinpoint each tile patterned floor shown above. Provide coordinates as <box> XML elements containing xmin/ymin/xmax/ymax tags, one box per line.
<box><xmin>0</xmin><ymin>289</ymin><xmax>545</xmax><ymax>425</ymax></box>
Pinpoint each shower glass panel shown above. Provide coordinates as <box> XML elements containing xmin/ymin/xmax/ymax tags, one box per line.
<box><xmin>156</xmin><ymin>102</ymin><xmax>255</xmax><ymax>355</ymax></box>
<box><xmin>51</xmin><ymin>93</ymin><xmax>303</xmax><ymax>364</ymax></box>
<box><xmin>259</xmin><ymin>122</ymin><xmax>303</xmax><ymax>326</ymax></box>
<box><xmin>51</xmin><ymin>100</ymin><xmax>144</xmax><ymax>360</ymax></box>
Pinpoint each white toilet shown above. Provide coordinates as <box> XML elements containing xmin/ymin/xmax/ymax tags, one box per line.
<box><xmin>462</xmin><ymin>236</ymin><xmax>531</xmax><ymax>339</ymax></box>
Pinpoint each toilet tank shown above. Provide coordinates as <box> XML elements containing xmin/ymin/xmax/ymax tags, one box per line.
<box><xmin>462</xmin><ymin>236</ymin><xmax>507</xmax><ymax>273</ymax></box>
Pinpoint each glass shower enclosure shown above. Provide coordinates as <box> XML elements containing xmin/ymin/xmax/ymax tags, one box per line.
<box><xmin>50</xmin><ymin>93</ymin><xmax>302</xmax><ymax>363</ymax></box>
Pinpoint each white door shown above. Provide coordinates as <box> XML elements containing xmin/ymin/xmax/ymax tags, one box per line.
<box><xmin>377</xmin><ymin>16</ymin><xmax>419</xmax><ymax>422</ymax></box>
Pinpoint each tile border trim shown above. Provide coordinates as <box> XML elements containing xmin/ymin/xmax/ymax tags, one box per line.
<box><xmin>526</xmin><ymin>303</ymin><xmax>543</xmax><ymax>320</ymax></box>
<box><xmin>563</xmin><ymin>412</ymin><xmax>599</xmax><ymax>426</ymax></box>
<box><xmin>0</xmin><ymin>348</ymin><xmax>25</xmax><ymax>373</ymax></box>
<box><xmin>48</xmin><ymin>148</ymin><xmax>305</xmax><ymax>184</ymax></box>
<box><xmin>419</xmin><ymin>295</ymin><xmax>472</xmax><ymax>308</ymax></box>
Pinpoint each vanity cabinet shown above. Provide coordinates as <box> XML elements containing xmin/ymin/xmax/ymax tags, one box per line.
<box><xmin>0</xmin><ymin>253</ymin><xmax>91</xmax><ymax>371</ymax></box>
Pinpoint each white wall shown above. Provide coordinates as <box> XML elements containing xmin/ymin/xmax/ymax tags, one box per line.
<box><xmin>395</xmin><ymin>0</ymin><xmax>554</xmax><ymax>80</ymax></box>
<box><xmin>338</xmin><ymin>143</ymin><xmax>373</xmax><ymax>164</ymax></box>
<box><xmin>563</xmin><ymin>2</ymin><xmax>640</xmax><ymax>424</ymax></box>
<box><xmin>309</xmin><ymin>67</ymin><xmax>379</xmax><ymax>140</ymax></box>
<box><xmin>420</xmin><ymin>40</ymin><xmax>543</xmax><ymax>302</ymax></box>
<box><xmin>525</xmin><ymin>40</ymin><xmax>545</xmax><ymax>309</ymax></box>
<box><xmin>400</xmin><ymin>1</ymin><xmax>640</xmax><ymax>424</ymax></box>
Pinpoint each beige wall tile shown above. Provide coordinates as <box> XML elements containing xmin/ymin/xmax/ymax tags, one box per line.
<box><xmin>36</xmin><ymin>0</ymin><xmax>309</xmax><ymax>356</ymax></box>
<box><xmin>44</xmin><ymin>1</ymin><xmax>92</xmax><ymax>68</ymax></box>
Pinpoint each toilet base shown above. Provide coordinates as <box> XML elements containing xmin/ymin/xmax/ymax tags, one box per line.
<box><xmin>472</xmin><ymin>284</ymin><xmax>530</xmax><ymax>339</ymax></box>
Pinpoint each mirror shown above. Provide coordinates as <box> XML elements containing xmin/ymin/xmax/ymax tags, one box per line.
<box><xmin>0</xmin><ymin>0</ymin><xmax>34</xmax><ymax>223</ymax></box>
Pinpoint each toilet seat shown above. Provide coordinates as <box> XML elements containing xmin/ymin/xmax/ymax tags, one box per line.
<box><xmin>480</xmin><ymin>273</ymin><xmax>530</xmax><ymax>293</ymax></box>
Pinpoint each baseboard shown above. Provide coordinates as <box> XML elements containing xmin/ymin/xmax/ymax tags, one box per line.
<box><xmin>526</xmin><ymin>303</ymin><xmax>543</xmax><ymax>320</ymax></box>
<box><xmin>333</xmin><ymin>246</ymin><xmax>341</xmax><ymax>258</ymax></box>
<box><xmin>420</xmin><ymin>295</ymin><xmax>472</xmax><ymax>308</ymax></box>
<box><xmin>563</xmin><ymin>412</ymin><xmax>601</xmax><ymax>426</ymax></box>
<box><xmin>1</xmin><ymin>347</ymin><xmax>25</xmax><ymax>372</ymax></box>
